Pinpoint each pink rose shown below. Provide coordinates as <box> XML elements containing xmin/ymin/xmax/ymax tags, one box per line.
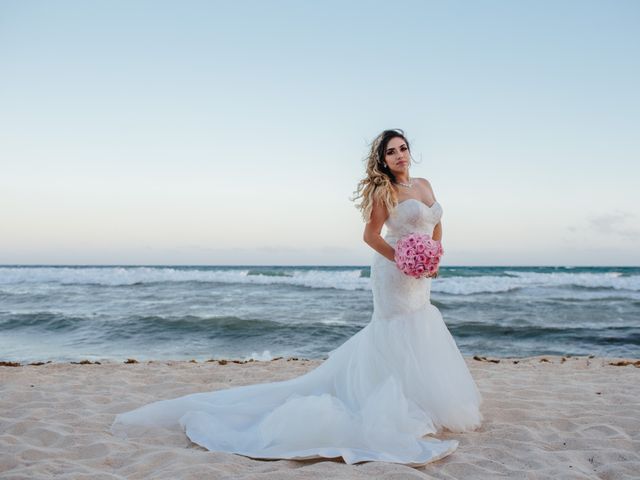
<box><xmin>394</xmin><ymin>231</ymin><xmax>443</xmax><ymax>279</ymax></box>
<box><xmin>425</xmin><ymin>242</ymin><xmax>439</xmax><ymax>257</ymax></box>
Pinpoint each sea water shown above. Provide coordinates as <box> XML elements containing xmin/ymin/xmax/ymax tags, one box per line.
<box><xmin>0</xmin><ymin>265</ymin><xmax>638</xmax><ymax>362</ymax></box>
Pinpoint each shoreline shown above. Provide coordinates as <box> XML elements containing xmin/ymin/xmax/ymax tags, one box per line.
<box><xmin>2</xmin><ymin>355</ymin><xmax>639</xmax><ymax>478</ymax></box>
<box><xmin>2</xmin><ymin>353</ymin><xmax>640</xmax><ymax>368</ymax></box>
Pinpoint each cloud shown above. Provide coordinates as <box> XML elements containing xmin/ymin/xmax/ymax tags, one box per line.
<box><xmin>586</xmin><ymin>211</ymin><xmax>639</xmax><ymax>240</ymax></box>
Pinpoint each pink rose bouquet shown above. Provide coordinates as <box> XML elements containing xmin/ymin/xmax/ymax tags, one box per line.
<box><xmin>394</xmin><ymin>232</ymin><xmax>444</xmax><ymax>278</ymax></box>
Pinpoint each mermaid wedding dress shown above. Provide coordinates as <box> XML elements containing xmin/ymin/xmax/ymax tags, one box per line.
<box><xmin>110</xmin><ymin>199</ymin><xmax>483</xmax><ymax>466</ymax></box>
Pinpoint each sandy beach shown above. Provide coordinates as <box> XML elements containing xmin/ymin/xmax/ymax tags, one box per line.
<box><xmin>1</xmin><ymin>355</ymin><xmax>639</xmax><ymax>479</ymax></box>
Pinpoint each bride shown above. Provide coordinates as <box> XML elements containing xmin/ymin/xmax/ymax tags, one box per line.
<box><xmin>110</xmin><ymin>128</ymin><xmax>483</xmax><ymax>467</ymax></box>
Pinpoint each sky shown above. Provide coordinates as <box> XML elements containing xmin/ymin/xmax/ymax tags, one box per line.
<box><xmin>1</xmin><ymin>0</ymin><xmax>639</xmax><ymax>266</ymax></box>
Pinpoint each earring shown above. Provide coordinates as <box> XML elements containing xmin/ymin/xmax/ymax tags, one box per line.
<box><xmin>383</xmin><ymin>163</ymin><xmax>387</xmax><ymax>168</ymax></box>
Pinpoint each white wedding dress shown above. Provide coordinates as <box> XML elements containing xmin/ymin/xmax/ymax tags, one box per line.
<box><xmin>110</xmin><ymin>199</ymin><xmax>483</xmax><ymax>466</ymax></box>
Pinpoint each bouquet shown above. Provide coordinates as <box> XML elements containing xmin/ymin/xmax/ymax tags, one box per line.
<box><xmin>394</xmin><ymin>232</ymin><xmax>444</xmax><ymax>278</ymax></box>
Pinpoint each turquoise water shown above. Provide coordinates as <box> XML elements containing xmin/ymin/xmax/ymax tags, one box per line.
<box><xmin>1</xmin><ymin>265</ymin><xmax>638</xmax><ymax>362</ymax></box>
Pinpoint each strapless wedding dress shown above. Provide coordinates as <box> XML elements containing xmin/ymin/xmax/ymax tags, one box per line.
<box><xmin>110</xmin><ymin>199</ymin><xmax>483</xmax><ymax>466</ymax></box>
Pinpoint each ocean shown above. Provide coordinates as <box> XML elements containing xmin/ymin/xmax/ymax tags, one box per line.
<box><xmin>1</xmin><ymin>265</ymin><xmax>638</xmax><ymax>363</ymax></box>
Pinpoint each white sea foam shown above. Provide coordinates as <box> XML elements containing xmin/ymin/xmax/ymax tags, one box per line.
<box><xmin>1</xmin><ymin>267</ymin><xmax>638</xmax><ymax>294</ymax></box>
<box><xmin>243</xmin><ymin>350</ymin><xmax>274</xmax><ymax>361</ymax></box>
<box><xmin>0</xmin><ymin>267</ymin><xmax>369</xmax><ymax>291</ymax></box>
<box><xmin>432</xmin><ymin>276</ymin><xmax>519</xmax><ymax>295</ymax></box>
<box><xmin>319</xmin><ymin>318</ymin><xmax>350</xmax><ymax>325</ymax></box>
<box><xmin>433</xmin><ymin>271</ymin><xmax>640</xmax><ymax>295</ymax></box>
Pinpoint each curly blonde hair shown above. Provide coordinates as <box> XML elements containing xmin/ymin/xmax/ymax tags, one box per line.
<box><xmin>351</xmin><ymin>129</ymin><xmax>412</xmax><ymax>223</ymax></box>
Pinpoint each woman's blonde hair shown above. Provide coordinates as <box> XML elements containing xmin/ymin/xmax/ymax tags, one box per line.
<box><xmin>351</xmin><ymin>129</ymin><xmax>412</xmax><ymax>223</ymax></box>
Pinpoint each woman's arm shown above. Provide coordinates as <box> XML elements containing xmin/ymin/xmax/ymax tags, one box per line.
<box><xmin>419</xmin><ymin>178</ymin><xmax>443</xmax><ymax>277</ymax></box>
<box><xmin>432</xmin><ymin>221</ymin><xmax>442</xmax><ymax>242</ymax></box>
<box><xmin>363</xmin><ymin>197</ymin><xmax>395</xmax><ymax>262</ymax></box>
<box><xmin>419</xmin><ymin>177</ymin><xmax>442</xmax><ymax>242</ymax></box>
<box><xmin>429</xmin><ymin>221</ymin><xmax>443</xmax><ymax>278</ymax></box>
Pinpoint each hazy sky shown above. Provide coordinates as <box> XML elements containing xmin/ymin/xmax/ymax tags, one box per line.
<box><xmin>1</xmin><ymin>0</ymin><xmax>638</xmax><ymax>266</ymax></box>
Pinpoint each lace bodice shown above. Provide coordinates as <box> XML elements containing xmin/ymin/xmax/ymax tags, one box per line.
<box><xmin>384</xmin><ymin>199</ymin><xmax>443</xmax><ymax>243</ymax></box>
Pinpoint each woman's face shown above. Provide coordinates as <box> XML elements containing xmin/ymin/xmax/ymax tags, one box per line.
<box><xmin>384</xmin><ymin>136</ymin><xmax>410</xmax><ymax>176</ymax></box>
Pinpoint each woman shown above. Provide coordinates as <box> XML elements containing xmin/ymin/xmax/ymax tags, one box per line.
<box><xmin>360</xmin><ymin>129</ymin><xmax>443</xmax><ymax>274</ymax></box>
<box><xmin>110</xmin><ymin>129</ymin><xmax>483</xmax><ymax>467</ymax></box>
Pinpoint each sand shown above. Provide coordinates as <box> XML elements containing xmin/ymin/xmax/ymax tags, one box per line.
<box><xmin>1</xmin><ymin>355</ymin><xmax>639</xmax><ymax>479</ymax></box>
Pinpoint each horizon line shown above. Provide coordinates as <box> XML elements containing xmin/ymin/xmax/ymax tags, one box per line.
<box><xmin>1</xmin><ymin>264</ymin><xmax>638</xmax><ymax>268</ymax></box>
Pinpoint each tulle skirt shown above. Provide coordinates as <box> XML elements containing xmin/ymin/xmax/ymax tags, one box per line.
<box><xmin>110</xmin><ymin>300</ymin><xmax>483</xmax><ymax>466</ymax></box>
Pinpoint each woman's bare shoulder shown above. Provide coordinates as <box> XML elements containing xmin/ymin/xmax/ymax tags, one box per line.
<box><xmin>414</xmin><ymin>177</ymin><xmax>434</xmax><ymax>192</ymax></box>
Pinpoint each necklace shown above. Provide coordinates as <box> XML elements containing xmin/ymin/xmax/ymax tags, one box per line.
<box><xmin>397</xmin><ymin>178</ymin><xmax>413</xmax><ymax>188</ymax></box>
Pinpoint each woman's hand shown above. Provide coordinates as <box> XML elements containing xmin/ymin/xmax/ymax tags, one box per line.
<box><xmin>425</xmin><ymin>267</ymin><xmax>439</xmax><ymax>279</ymax></box>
